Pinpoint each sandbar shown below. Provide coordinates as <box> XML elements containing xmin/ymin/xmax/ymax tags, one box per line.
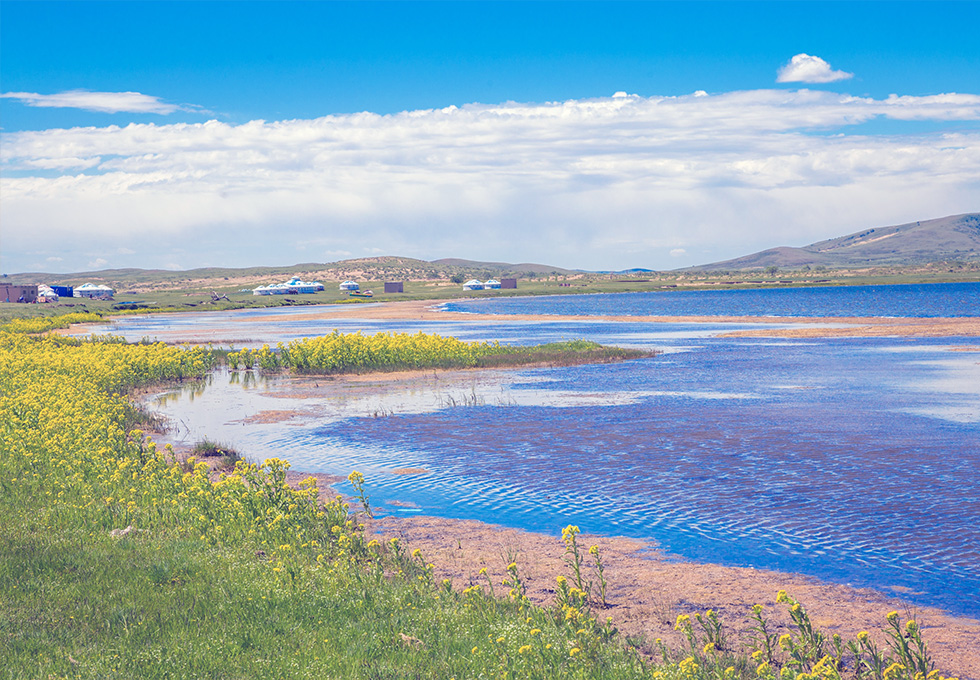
<box><xmin>235</xmin><ymin>298</ymin><xmax>980</xmax><ymax>338</ymax></box>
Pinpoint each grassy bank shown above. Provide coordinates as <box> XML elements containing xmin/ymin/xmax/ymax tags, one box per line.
<box><xmin>0</xmin><ymin>324</ymin><xmax>960</xmax><ymax>679</ymax></box>
<box><xmin>228</xmin><ymin>334</ymin><xmax>651</xmax><ymax>374</ymax></box>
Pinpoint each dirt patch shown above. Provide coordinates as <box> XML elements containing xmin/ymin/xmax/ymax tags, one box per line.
<box><xmin>389</xmin><ymin>468</ymin><xmax>431</xmax><ymax>475</ymax></box>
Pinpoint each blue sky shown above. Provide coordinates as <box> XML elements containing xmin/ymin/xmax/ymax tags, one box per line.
<box><xmin>2</xmin><ymin>1</ymin><xmax>979</xmax><ymax>274</ymax></box>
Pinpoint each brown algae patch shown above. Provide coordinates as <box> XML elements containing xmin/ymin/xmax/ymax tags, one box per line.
<box><xmin>389</xmin><ymin>467</ymin><xmax>431</xmax><ymax>475</ymax></box>
<box><xmin>386</xmin><ymin>500</ymin><xmax>421</xmax><ymax>508</ymax></box>
<box><xmin>234</xmin><ymin>409</ymin><xmax>309</xmax><ymax>425</ymax></box>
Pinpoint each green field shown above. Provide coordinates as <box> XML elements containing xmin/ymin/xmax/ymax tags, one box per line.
<box><xmin>3</xmin><ymin>259</ymin><xmax>978</xmax><ymax>325</ymax></box>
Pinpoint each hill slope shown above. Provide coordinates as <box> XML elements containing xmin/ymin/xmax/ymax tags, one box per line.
<box><xmin>692</xmin><ymin>213</ymin><xmax>980</xmax><ymax>271</ymax></box>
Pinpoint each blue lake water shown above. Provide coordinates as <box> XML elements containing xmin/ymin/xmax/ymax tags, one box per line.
<box><xmin>87</xmin><ymin>284</ymin><xmax>980</xmax><ymax>619</ymax></box>
<box><xmin>442</xmin><ymin>281</ymin><xmax>980</xmax><ymax>318</ymax></box>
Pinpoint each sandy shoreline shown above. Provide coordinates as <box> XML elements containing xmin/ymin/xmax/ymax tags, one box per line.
<box><xmin>368</xmin><ymin>514</ymin><xmax>980</xmax><ymax>676</ymax></box>
<box><xmin>236</xmin><ymin>298</ymin><xmax>980</xmax><ymax>338</ymax></box>
<box><xmin>61</xmin><ymin>296</ymin><xmax>980</xmax><ymax>341</ymax></box>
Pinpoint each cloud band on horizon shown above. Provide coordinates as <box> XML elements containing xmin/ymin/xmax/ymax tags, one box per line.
<box><xmin>1</xmin><ymin>89</ymin><xmax>978</xmax><ymax>273</ymax></box>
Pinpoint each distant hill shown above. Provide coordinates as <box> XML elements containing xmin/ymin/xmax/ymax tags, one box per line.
<box><xmin>431</xmin><ymin>258</ymin><xmax>577</xmax><ymax>275</ymax></box>
<box><xmin>7</xmin><ymin>255</ymin><xmax>575</xmax><ymax>288</ymax></box>
<box><xmin>690</xmin><ymin>213</ymin><xmax>980</xmax><ymax>271</ymax></box>
<box><xmin>8</xmin><ymin>214</ymin><xmax>978</xmax><ymax>286</ymax></box>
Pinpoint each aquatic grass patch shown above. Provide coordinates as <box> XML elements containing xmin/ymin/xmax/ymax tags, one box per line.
<box><xmin>190</xmin><ymin>437</ymin><xmax>242</xmax><ymax>469</ymax></box>
<box><xmin>1</xmin><ymin>311</ymin><xmax>104</xmax><ymax>334</ymax></box>
<box><xmin>227</xmin><ymin>332</ymin><xmax>651</xmax><ymax>374</ymax></box>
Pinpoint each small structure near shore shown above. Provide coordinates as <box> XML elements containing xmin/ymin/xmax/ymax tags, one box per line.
<box><xmin>74</xmin><ymin>283</ymin><xmax>114</xmax><ymax>300</ymax></box>
<box><xmin>500</xmin><ymin>278</ymin><xmax>517</xmax><ymax>289</ymax></box>
<box><xmin>1</xmin><ymin>284</ymin><xmax>38</xmax><ymax>303</ymax></box>
<box><xmin>253</xmin><ymin>277</ymin><xmax>325</xmax><ymax>296</ymax></box>
<box><xmin>462</xmin><ymin>279</ymin><xmax>484</xmax><ymax>291</ymax></box>
<box><xmin>339</xmin><ymin>280</ymin><xmax>360</xmax><ymax>291</ymax></box>
<box><xmin>384</xmin><ymin>282</ymin><xmax>404</xmax><ymax>293</ymax></box>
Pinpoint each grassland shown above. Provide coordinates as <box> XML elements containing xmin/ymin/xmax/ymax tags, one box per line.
<box><xmin>2</xmin><ymin>254</ymin><xmax>978</xmax><ymax>325</ymax></box>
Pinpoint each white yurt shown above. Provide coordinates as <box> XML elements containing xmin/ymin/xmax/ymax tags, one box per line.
<box><xmin>74</xmin><ymin>283</ymin><xmax>115</xmax><ymax>299</ymax></box>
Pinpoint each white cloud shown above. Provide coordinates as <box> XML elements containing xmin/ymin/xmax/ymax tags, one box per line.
<box><xmin>670</xmin><ymin>248</ymin><xmax>687</xmax><ymax>257</ymax></box>
<box><xmin>26</xmin><ymin>157</ymin><xmax>101</xmax><ymax>171</ymax></box>
<box><xmin>1</xmin><ymin>89</ymin><xmax>978</xmax><ymax>272</ymax></box>
<box><xmin>46</xmin><ymin>256</ymin><xmax>63</xmax><ymax>262</ymax></box>
<box><xmin>777</xmin><ymin>54</ymin><xmax>853</xmax><ymax>84</ymax></box>
<box><xmin>1</xmin><ymin>90</ymin><xmax>183</xmax><ymax>114</ymax></box>
<box><xmin>87</xmin><ymin>258</ymin><xmax>108</xmax><ymax>269</ymax></box>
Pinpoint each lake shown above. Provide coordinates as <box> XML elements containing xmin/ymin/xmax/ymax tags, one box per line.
<box><xmin>86</xmin><ymin>282</ymin><xmax>980</xmax><ymax>618</ymax></box>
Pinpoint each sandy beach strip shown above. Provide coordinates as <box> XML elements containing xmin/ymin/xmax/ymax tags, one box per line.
<box><xmin>232</xmin><ymin>298</ymin><xmax>980</xmax><ymax>338</ymax></box>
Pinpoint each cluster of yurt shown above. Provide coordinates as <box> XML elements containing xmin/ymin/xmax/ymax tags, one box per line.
<box><xmin>462</xmin><ymin>279</ymin><xmax>502</xmax><ymax>291</ymax></box>
<box><xmin>253</xmin><ymin>277</ymin><xmax>325</xmax><ymax>296</ymax></box>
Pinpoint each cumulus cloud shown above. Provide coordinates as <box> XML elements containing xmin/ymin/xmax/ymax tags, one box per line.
<box><xmin>777</xmin><ymin>54</ymin><xmax>853</xmax><ymax>84</ymax></box>
<box><xmin>670</xmin><ymin>248</ymin><xmax>687</xmax><ymax>257</ymax></box>
<box><xmin>2</xmin><ymin>89</ymin><xmax>979</xmax><ymax>272</ymax></box>
<box><xmin>1</xmin><ymin>90</ymin><xmax>184</xmax><ymax>114</ymax></box>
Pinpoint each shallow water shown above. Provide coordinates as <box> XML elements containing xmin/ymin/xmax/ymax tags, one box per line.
<box><xmin>89</xmin><ymin>295</ymin><xmax>980</xmax><ymax>619</ymax></box>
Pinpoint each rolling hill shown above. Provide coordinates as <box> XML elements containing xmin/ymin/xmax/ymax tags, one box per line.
<box><xmin>690</xmin><ymin>213</ymin><xmax>980</xmax><ymax>271</ymax></box>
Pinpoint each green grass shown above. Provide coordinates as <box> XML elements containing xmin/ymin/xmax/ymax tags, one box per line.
<box><xmin>0</xmin><ymin>498</ymin><xmax>651</xmax><ymax>680</ymax></box>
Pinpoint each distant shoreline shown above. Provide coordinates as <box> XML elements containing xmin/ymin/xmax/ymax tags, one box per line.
<box><xmin>229</xmin><ymin>298</ymin><xmax>980</xmax><ymax>338</ymax></box>
<box><xmin>59</xmin><ymin>297</ymin><xmax>980</xmax><ymax>343</ymax></box>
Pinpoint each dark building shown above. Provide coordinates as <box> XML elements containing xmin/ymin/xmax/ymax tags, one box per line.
<box><xmin>500</xmin><ymin>278</ymin><xmax>518</xmax><ymax>289</ymax></box>
<box><xmin>384</xmin><ymin>282</ymin><xmax>404</xmax><ymax>293</ymax></box>
<box><xmin>51</xmin><ymin>285</ymin><xmax>74</xmax><ymax>298</ymax></box>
